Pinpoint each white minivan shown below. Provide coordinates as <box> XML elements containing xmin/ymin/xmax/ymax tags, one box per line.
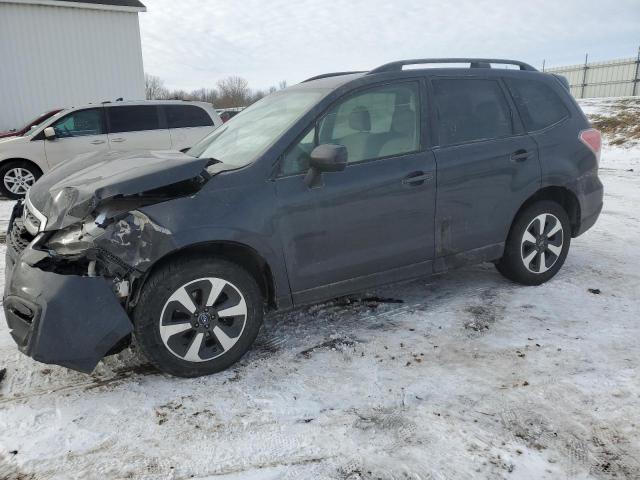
<box><xmin>0</xmin><ymin>100</ymin><xmax>222</xmax><ymax>198</ymax></box>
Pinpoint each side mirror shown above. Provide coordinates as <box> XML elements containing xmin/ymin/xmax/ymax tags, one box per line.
<box><xmin>304</xmin><ymin>144</ymin><xmax>348</xmax><ymax>188</ymax></box>
<box><xmin>43</xmin><ymin>127</ymin><xmax>56</xmax><ymax>140</ymax></box>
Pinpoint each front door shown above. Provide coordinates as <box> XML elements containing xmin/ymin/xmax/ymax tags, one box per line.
<box><xmin>430</xmin><ymin>77</ymin><xmax>541</xmax><ymax>263</ymax></box>
<box><xmin>275</xmin><ymin>81</ymin><xmax>436</xmax><ymax>304</ymax></box>
<box><xmin>44</xmin><ymin>107</ymin><xmax>108</xmax><ymax>167</ymax></box>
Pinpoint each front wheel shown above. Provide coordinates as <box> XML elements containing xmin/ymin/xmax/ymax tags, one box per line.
<box><xmin>133</xmin><ymin>257</ymin><xmax>264</xmax><ymax>377</ymax></box>
<box><xmin>496</xmin><ymin>200</ymin><xmax>571</xmax><ymax>286</ymax></box>
<box><xmin>0</xmin><ymin>160</ymin><xmax>42</xmax><ymax>199</ymax></box>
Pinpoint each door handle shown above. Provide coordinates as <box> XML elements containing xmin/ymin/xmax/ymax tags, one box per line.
<box><xmin>111</xmin><ymin>138</ymin><xmax>126</xmax><ymax>143</ymax></box>
<box><xmin>511</xmin><ymin>149</ymin><xmax>530</xmax><ymax>162</ymax></box>
<box><xmin>402</xmin><ymin>171</ymin><xmax>433</xmax><ymax>185</ymax></box>
<box><xmin>90</xmin><ymin>139</ymin><xmax>105</xmax><ymax>145</ymax></box>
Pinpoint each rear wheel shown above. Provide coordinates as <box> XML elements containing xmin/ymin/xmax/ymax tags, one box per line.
<box><xmin>496</xmin><ymin>200</ymin><xmax>571</xmax><ymax>285</ymax></box>
<box><xmin>133</xmin><ymin>257</ymin><xmax>264</xmax><ymax>377</ymax></box>
<box><xmin>0</xmin><ymin>160</ymin><xmax>42</xmax><ymax>199</ymax></box>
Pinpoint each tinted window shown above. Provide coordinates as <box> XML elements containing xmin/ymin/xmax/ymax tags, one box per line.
<box><xmin>107</xmin><ymin>106</ymin><xmax>161</xmax><ymax>133</ymax></box>
<box><xmin>281</xmin><ymin>83</ymin><xmax>420</xmax><ymax>175</ymax></box>
<box><xmin>432</xmin><ymin>79</ymin><xmax>513</xmax><ymax>145</ymax></box>
<box><xmin>165</xmin><ymin>105</ymin><xmax>214</xmax><ymax>128</ymax></box>
<box><xmin>505</xmin><ymin>78</ymin><xmax>570</xmax><ymax>131</ymax></box>
<box><xmin>52</xmin><ymin>108</ymin><xmax>104</xmax><ymax>138</ymax></box>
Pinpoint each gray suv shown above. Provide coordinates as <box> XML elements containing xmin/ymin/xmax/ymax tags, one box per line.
<box><xmin>4</xmin><ymin>58</ymin><xmax>603</xmax><ymax>377</ymax></box>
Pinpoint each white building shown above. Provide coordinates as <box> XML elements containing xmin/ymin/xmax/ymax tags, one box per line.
<box><xmin>0</xmin><ymin>0</ymin><xmax>146</xmax><ymax>131</ymax></box>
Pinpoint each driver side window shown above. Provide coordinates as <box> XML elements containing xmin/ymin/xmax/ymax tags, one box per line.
<box><xmin>280</xmin><ymin>82</ymin><xmax>420</xmax><ymax>175</ymax></box>
<box><xmin>52</xmin><ymin>108</ymin><xmax>105</xmax><ymax>138</ymax></box>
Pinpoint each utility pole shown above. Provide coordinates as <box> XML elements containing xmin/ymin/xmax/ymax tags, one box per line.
<box><xmin>633</xmin><ymin>45</ymin><xmax>640</xmax><ymax>97</ymax></box>
<box><xmin>542</xmin><ymin>59</ymin><xmax>546</xmax><ymax>72</ymax></box>
<box><xmin>581</xmin><ymin>53</ymin><xmax>589</xmax><ymax>99</ymax></box>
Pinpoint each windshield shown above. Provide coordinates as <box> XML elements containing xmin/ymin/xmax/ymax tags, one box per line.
<box><xmin>188</xmin><ymin>89</ymin><xmax>326</xmax><ymax>167</ymax></box>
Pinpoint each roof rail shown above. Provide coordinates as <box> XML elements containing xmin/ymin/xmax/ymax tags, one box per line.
<box><xmin>303</xmin><ymin>71</ymin><xmax>366</xmax><ymax>83</ymax></box>
<box><xmin>368</xmin><ymin>58</ymin><xmax>538</xmax><ymax>74</ymax></box>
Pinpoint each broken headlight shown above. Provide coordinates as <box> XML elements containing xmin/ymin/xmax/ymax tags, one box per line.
<box><xmin>45</xmin><ymin>219</ymin><xmax>105</xmax><ymax>256</ymax></box>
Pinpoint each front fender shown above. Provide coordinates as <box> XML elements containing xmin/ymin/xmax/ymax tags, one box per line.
<box><xmin>94</xmin><ymin>210</ymin><xmax>292</xmax><ymax>309</ymax></box>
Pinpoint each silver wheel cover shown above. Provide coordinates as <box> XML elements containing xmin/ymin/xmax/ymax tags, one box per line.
<box><xmin>159</xmin><ymin>277</ymin><xmax>248</xmax><ymax>362</ymax></box>
<box><xmin>4</xmin><ymin>167</ymin><xmax>36</xmax><ymax>195</ymax></box>
<box><xmin>520</xmin><ymin>213</ymin><xmax>564</xmax><ymax>274</ymax></box>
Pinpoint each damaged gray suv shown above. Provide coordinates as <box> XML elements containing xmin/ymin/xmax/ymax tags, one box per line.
<box><xmin>4</xmin><ymin>58</ymin><xmax>603</xmax><ymax>377</ymax></box>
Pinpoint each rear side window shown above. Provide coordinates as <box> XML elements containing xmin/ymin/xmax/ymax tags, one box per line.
<box><xmin>107</xmin><ymin>106</ymin><xmax>161</xmax><ymax>133</ymax></box>
<box><xmin>432</xmin><ymin>79</ymin><xmax>513</xmax><ymax>146</ymax></box>
<box><xmin>505</xmin><ymin>78</ymin><xmax>570</xmax><ymax>131</ymax></box>
<box><xmin>165</xmin><ymin>105</ymin><xmax>214</xmax><ymax>128</ymax></box>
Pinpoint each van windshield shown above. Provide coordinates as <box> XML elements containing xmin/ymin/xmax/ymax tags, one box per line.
<box><xmin>23</xmin><ymin>110</ymin><xmax>66</xmax><ymax>136</ymax></box>
<box><xmin>188</xmin><ymin>89</ymin><xmax>326</xmax><ymax>168</ymax></box>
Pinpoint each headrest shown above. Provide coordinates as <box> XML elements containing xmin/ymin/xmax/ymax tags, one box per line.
<box><xmin>348</xmin><ymin>106</ymin><xmax>371</xmax><ymax>132</ymax></box>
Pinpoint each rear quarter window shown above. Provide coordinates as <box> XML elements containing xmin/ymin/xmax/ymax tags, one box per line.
<box><xmin>165</xmin><ymin>105</ymin><xmax>214</xmax><ymax>128</ymax></box>
<box><xmin>504</xmin><ymin>78</ymin><xmax>570</xmax><ymax>131</ymax></box>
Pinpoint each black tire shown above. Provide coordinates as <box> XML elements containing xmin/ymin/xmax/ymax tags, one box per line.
<box><xmin>496</xmin><ymin>200</ymin><xmax>571</xmax><ymax>286</ymax></box>
<box><xmin>0</xmin><ymin>160</ymin><xmax>42</xmax><ymax>199</ymax></box>
<box><xmin>133</xmin><ymin>256</ymin><xmax>264</xmax><ymax>377</ymax></box>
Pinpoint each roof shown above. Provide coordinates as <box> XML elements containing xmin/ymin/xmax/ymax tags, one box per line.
<box><xmin>1</xmin><ymin>0</ymin><xmax>146</xmax><ymax>12</ymax></box>
<box><xmin>295</xmin><ymin>72</ymin><xmax>365</xmax><ymax>90</ymax></box>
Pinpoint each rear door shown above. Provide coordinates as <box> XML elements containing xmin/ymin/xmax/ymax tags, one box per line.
<box><xmin>275</xmin><ymin>81</ymin><xmax>437</xmax><ymax>303</ymax></box>
<box><xmin>106</xmin><ymin>105</ymin><xmax>172</xmax><ymax>151</ymax></box>
<box><xmin>430</xmin><ymin>77</ymin><xmax>540</xmax><ymax>265</ymax></box>
<box><xmin>164</xmin><ymin>104</ymin><xmax>217</xmax><ymax>150</ymax></box>
<box><xmin>44</xmin><ymin>107</ymin><xmax>108</xmax><ymax>167</ymax></box>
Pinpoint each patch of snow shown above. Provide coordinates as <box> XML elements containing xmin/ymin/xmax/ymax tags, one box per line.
<box><xmin>0</xmin><ymin>141</ymin><xmax>639</xmax><ymax>479</ymax></box>
<box><xmin>578</xmin><ymin>96</ymin><xmax>640</xmax><ymax>171</ymax></box>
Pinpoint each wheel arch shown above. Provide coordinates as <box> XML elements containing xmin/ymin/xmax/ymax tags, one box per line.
<box><xmin>130</xmin><ymin>241</ymin><xmax>278</xmax><ymax>311</ymax></box>
<box><xmin>0</xmin><ymin>157</ymin><xmax>44</xmax><ymax>175</ymax></box>
<box><xmin>512</xmin><ymin>186</ymin><xmax>581</xmax><ymax>237</ymax></box>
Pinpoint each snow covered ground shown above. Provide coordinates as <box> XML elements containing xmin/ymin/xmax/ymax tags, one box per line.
<box><xmin>0</xmin><ymin>98</ymin><xmax>639</xmax><ymax>480</ymax></box>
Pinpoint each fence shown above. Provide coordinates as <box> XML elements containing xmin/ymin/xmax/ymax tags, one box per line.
<box><xmin>543</xmin><ymin>50</ymin><xmax>640</xmax><ymax>99</ymax></box>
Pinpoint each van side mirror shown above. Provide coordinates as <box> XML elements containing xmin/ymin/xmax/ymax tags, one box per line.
<box><xmin>304</xmin><ymin>144</ymin><xmax>348</xmax><ymax>188</ymax></box>
<box><xmin>43</xmin><ymin>127</ymin><xmax>56</xmax><ymax>140</ymax></box>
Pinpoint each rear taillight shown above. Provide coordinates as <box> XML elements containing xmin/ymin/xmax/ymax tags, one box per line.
<box><xmin>579</xmin><ymin>128</ymin><xmax>601</xmax><ymax>164</ymax></box>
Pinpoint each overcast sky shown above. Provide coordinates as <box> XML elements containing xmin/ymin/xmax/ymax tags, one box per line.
<box><xmin>139</xmin><ymin>0</ymin><xmax>640</xmax><ymax>92</ymax></box>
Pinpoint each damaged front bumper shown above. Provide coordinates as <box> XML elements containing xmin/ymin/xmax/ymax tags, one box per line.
<box><xmin>3</xmin><ymin>205</ymin><xmax>133</xmax><ymax>373</ymax></box>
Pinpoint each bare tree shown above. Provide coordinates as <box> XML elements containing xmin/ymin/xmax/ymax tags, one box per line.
<box><xmin>217</xmin><ymin>76</ymin><xmax>250</xmax><ymax>108</ymax></box>
<box><xmin>145</xmin><ymin>73</ymin><xmax>168</xmax><ymax>100</ymax></box>
<box><xmin>190</xmin><ymin>88</ymin><xmax>218</xmax><ymax>105</ymax></box>
<box><xmin>145</xmin><ymin>73</ymin><xmax>288</xmax><ymax>108</ymax></box>
<box><xmin>166</xmin><ymin>89</ymin><xmax>191</xmax><ymax>100</ymax></box>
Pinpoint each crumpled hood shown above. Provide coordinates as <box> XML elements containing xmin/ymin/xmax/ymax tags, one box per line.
<box><xmin>28</xmin><ymin>150</ymin><xmax>214</xmax><ymax>231</ymax></box>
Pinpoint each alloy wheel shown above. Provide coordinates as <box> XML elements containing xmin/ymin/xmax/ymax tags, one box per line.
<box><xmin>4</xmin><ymin>167</ymin><xmax>36</xmax><ymax>195</ymax></box>
<box><xmin>159</xmin><ymin>277</ymin><xmax>248</xmax><ymax>362</ymax></box>
<box><xmin>520</xmin><ymin>213</ymin><xmax>564</xmax><ymax>274</ymax></box>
